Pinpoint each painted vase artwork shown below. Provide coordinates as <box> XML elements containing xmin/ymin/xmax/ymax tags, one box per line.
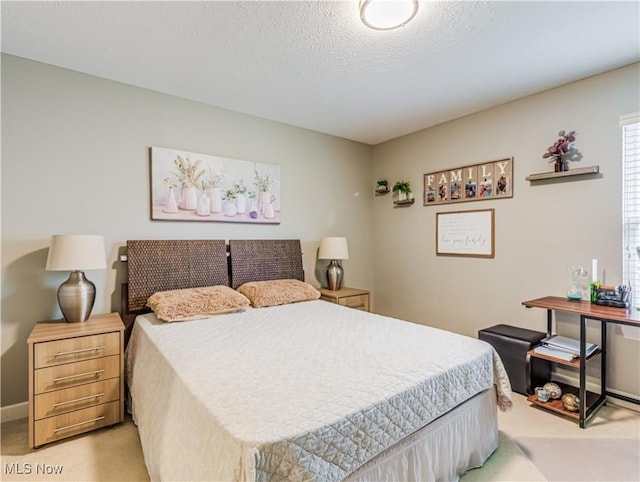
<box><xmin>150</xmin><ymin>146</ymin><xmax>281</xmax><ymax>224</ymax></box>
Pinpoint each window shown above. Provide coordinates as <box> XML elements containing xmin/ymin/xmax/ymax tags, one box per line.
<box><xmin>621</xmin><ymin>112</ymin><xmax>640</xmax><ymax>310</ymax></box>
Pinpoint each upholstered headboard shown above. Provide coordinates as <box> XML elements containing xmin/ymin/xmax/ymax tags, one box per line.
<box><xmin>126</xmin><ymin>239</ymin><xmax>229</xmax><ymax>313</ymax></box>
<box><xmin>228</xmin><ymin>239</ymin><xmax>304</xmax><ymax>288</ymax></box>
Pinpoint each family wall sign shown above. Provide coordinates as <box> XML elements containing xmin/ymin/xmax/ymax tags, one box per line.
<box><xmin>423</xmin><ymin>157</ymin><xmax>513</xmax><ymax>206</ymax></box>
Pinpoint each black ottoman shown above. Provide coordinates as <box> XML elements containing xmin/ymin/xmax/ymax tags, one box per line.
<box><xmin>478</xmin><ymin>324</ymin><xmax>551</xmax><ymax>395</ymax></box>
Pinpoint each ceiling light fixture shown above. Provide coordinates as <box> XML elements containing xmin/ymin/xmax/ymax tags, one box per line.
<box><xmin>360</xmin><ymin>0</ymin><xmax>419</xmax><ymax>30</ymax></box>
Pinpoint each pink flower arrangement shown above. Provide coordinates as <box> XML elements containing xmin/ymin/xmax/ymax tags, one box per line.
<box><xmin>542</xmin><ymin>130</ymin><xmax>577</xmax><ymax>172</ymax></box>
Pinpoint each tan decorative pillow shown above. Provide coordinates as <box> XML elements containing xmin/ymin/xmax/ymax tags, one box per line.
<box><xmin>146</xmin><ymin>285</ymin><xmax>250</xmax><ymax>322</ymax></box>
<box><xmin>236</xmin><ymin>279</ymin><xmax>320</xmax><ymax>308</ymax></box>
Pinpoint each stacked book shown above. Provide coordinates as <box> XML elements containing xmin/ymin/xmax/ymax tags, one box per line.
<box><xmin>534</xmin><ymin>335</ymin><xmax>599</xmax><ymax>361</ymax></box>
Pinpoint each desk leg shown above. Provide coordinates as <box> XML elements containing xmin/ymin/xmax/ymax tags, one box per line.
<box><xmin>601</xmin><ymin>320</ymin><xmax>606</xmax><ymax>405</ymax></box>
<box><xmin>579</xmin><ymin>315</ymin><xmax>586</xmax><ymax>428</ymax></box>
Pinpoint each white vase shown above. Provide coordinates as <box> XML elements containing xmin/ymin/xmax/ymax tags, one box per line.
<box><xmin>236</xmin><ymin>193</ymin><xmax>246</xmax><ymax>214</ymax></box>
<box><xmin>264</xmin><ymin>202</ymin><xmax>274</xmax><ymax>219</ymax></box>
<box><xmin>163</xmin><ymin>187</ymin><xmax>178</xmax><ymax>213</ymax></box>
<box><xmin>179</xmin><ymin>185</ymin><xmax>198</xmax><ymax>210</ymax></box>
<box><xmin>208</xmin><ymin>187</ymin><xmax>222</xmax><ymax>213</ymax></box>
<box><xmin>398</xmin><ymin>191</ymin><xmax>407</xmax><ymax>201</ymax></box>
<box><xmin>196</xmin><ymin>192</ymin><xmax>211</xmax><ymax>216</ymax></box>
<box><xmin>224</xmin><ymin>201</ymin><xmax>237</xmax><ymax>217</ymax></box>
<box><xmin>258</xmin><ymin>191</ymin><xmax>270</xmax><ymax>215</ymax></box>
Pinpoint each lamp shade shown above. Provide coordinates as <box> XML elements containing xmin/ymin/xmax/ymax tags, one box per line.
<box><xmin>46</xmin><ymin>235</ymin><xmax>107</xmax><ymax>271</ymax></box>
<box><xmin>318</xmin><ymin>237</ymin><xmax>349</xmax><ymax>260</ymax></box>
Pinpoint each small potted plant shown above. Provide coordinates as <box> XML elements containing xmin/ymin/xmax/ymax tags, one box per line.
<box><xmin>392</xmin><ymin>181</ymin><xmax>412</xmax><ymax>201</ymax></box>
<box><xmin>375</xmin><ymin>179</ymin><xmax>389</xmax><ymax>193</ymax></box>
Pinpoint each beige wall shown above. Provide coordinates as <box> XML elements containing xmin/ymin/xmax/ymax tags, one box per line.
<box><xmin>2</xmin><ymin>54</ymin><xmax>638</xmax><ymax>409</ymax></box>
<box><xmin>371</xmin><ymin>63</ymin><xmax>640</xmax><ymax>398</ymax></box>
<box><xmin>1</xmin><ymin>54</ymin><xmax>374</xmax><ymax>407</ymax></box>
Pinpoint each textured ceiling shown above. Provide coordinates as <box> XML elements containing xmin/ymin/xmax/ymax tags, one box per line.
<box><xmin>2</xmin><ymin>1</ymin><xmax>639</xmax><ymax>145</ymax></box>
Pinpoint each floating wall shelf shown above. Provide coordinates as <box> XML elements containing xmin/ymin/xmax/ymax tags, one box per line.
<box><xmin>375</xmin><ymin>187</ymin><xmax>390</xmax><ymax>195</ymax></box>
<box><xmin>526</xmin><ymin>165</ymin><xmax>600</xmax><ymax>182</ymax></box>
<box><xmin>393</xmin><ymin>199</ymin><xmax>415</xmax><ymax>206</ymax></box>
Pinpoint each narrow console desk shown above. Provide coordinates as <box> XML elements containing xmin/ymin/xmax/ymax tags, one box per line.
<box><xmin>522</xmin><ymin>296</ymin><xmax>640</xmax><ymax>428</ymax></box>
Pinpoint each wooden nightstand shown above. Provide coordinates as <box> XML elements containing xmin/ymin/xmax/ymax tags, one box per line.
<box><xmin>27</xmin><ymin>312</ymin><xmax>125</xmax><ymax>448</ymax></box>
<box><xmin>319</xmin><ymin>287</ymin><xmax>370</xmax><ymax>312</ymax></box>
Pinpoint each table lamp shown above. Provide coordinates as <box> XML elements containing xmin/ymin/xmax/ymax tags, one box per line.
<box><xmin>318</xmin><ymin>237</ymin><xmax>349</xmax><ymax>291</ymax></box>
<box><xmin>45</xmin><ymin>234</ymin><xmax>107</xmax><ymax>322</ymax></box>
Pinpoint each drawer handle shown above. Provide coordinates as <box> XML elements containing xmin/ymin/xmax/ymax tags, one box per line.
<box><xmin>347</xmin><ymin>303</ymin><xmax>365</xmax><ymax>308</ymax></box>
<box><xmin>53</xmin><ymin>416</ymin><xmax>105</xmax><ymax>433</ymax></box>
<box><xmin>52</xmin><ymin>392</ymin><xmax>105</xmax><ymax>408</ymax></box>
<box><xmin>54</xmin><ymin>346</ymin><xmax>105</xmax><ymax>357</ymax></box>
<box><xmin>53</xmin><ymin>369</ymin><xmax>105</xmax><ymax>383</ymax></box>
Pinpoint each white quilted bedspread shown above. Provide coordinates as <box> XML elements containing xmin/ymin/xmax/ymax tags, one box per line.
<box><xmin>126</xmin><ymin>300</ymin><xmax>511</xmax><ymax>482</ymax></box>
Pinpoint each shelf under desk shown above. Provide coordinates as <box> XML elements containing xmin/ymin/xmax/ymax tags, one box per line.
<box><xmin>522</xmin><ymin>296</ymin><xmax>639</xmax><ymax>427</ymax></box>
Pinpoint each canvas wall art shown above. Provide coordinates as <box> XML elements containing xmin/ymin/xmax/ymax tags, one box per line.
<box><xmin>150</xmin><ymin>146</ymin><xmax>281</xmax><ymax>224</ymax></box>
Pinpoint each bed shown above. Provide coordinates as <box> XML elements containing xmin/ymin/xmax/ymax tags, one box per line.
<box><xmin>123</xmin><ymin>239</ymin><xmax>512</xmax><ymax>482</ymax></box>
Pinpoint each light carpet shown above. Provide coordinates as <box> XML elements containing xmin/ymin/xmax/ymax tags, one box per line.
<box><xmin>461</xmin><ymin>394</ymin><xmax>640</xmax><ymax>482</ymax></box>
<box><xmin>515</xmin><ymin>437</ymin><xmax>640</xmax><ymax>482</ymax></box>
<box><xmin>1</xmin><ymin>414</ymin><xmax>149</xmax><ymax>481</ymax></box>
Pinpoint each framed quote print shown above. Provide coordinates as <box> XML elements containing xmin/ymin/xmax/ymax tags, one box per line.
<box><xmin>436</xmin><ymin>208</ymin><xmax>495</xmax><ymax>258</ymax></box>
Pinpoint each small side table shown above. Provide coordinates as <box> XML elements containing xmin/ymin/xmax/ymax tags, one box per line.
<box><xmin>27</xmin><ymin>312</ymin><xmax>125</xmax><ymax>448</ymax></box>
<box><xmin>319</xmin><ymin>287</ymin><xmax>370</xmax><ymax>312</ymax></box>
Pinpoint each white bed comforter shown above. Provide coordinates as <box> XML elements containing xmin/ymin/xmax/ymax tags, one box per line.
<box><xmin>126</xmin><ymin>300</ymin><xmax>511</xmax><ymax>482</ymax></box>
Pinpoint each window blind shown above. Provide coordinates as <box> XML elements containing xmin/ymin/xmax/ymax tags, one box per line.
<box><xmin>621</xmin><ymin>113</ymin><xmax>640</xmax><ymax>310</ymax></box>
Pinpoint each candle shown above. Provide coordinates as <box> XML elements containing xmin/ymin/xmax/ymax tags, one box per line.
<box><xmin>592</xmin><ymin>259</ymin><xmax>598</xmax><ymax>283</ymax></box>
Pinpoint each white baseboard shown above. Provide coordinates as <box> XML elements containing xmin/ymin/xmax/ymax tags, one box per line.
<box><xmin>604</xmin><ymin>390</ymin><xmax>640</xmax><ymax>412</ymax></box>
<box><xmin>552</xmin><ymin>373</ymin><xmax>640</xmax><ymax>413</ymax></box>
<box><xmin>1</xmin><ymin>402</ymin><xmax>28</xmax><ymax>423</ymax></box>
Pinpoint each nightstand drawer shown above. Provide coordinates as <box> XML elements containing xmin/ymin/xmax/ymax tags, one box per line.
<box><xmin>34</xmin><ymin>401</ymin><xmax>120</xmax><ymax>447</ymax></box>
<box><xmin>34</xmin><ymin>332</ymin><xmax>120</xmax><ymax>369</ymax></box>
<box><xmin>34</xmin><ymin>355</ymin><xmax>120</xmax><ymax>394</ymax></box>
<box><xmin>319</xmin><ymin>287</ymin><xmax>370</xmax><ymax>312</ymax></box>
<box><xmin>338</xmin><ymin>295</ymin><xmax>369</xmax><ymax>311</ymax></box>
<box><xmin>34</xmin><ymin>378</ymin><xmax>120</xmax><ymax>420</ymax></box>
